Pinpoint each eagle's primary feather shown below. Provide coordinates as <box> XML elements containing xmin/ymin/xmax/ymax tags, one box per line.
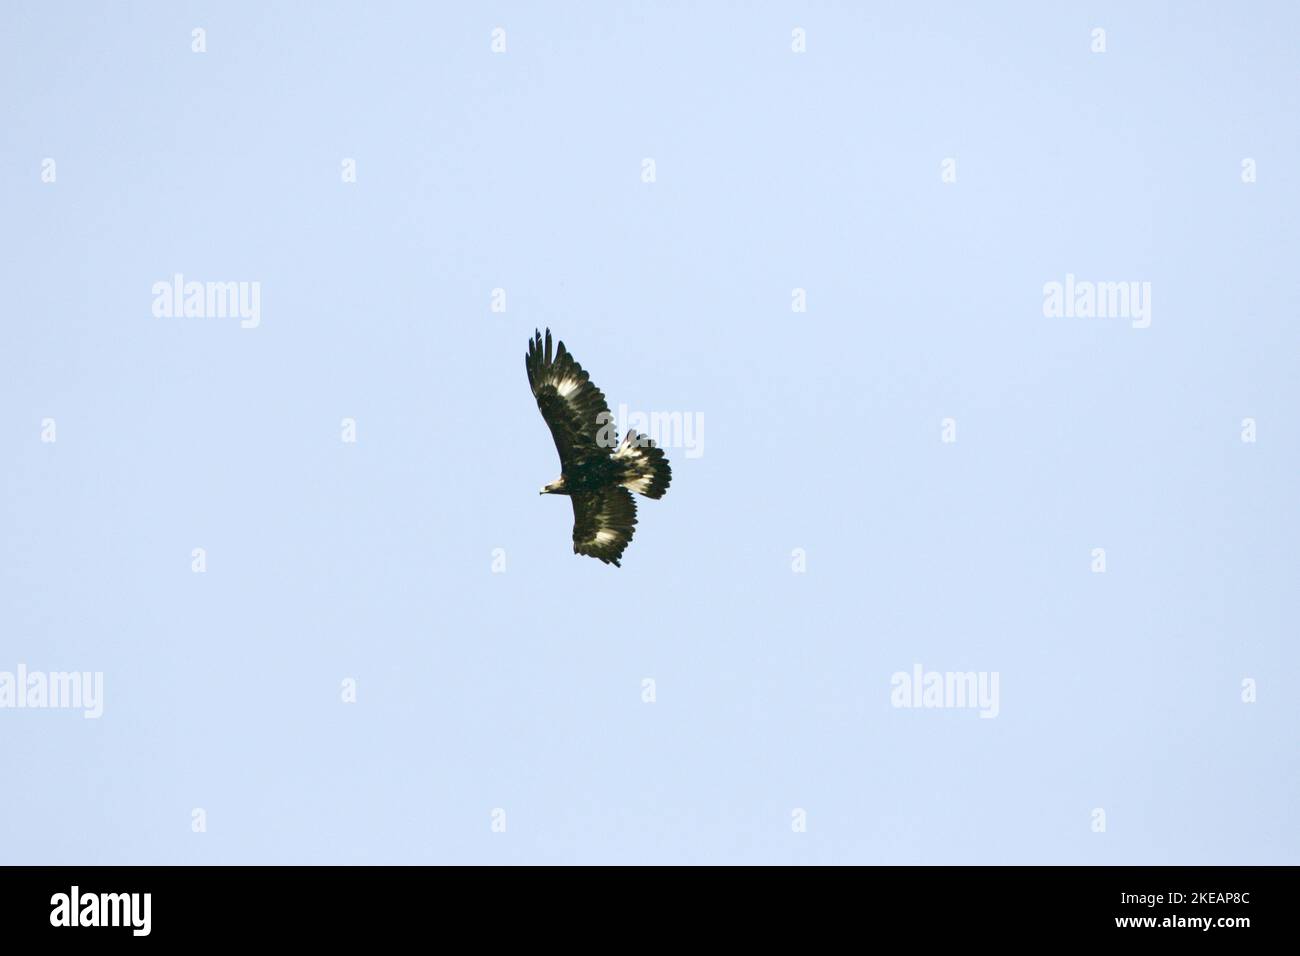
<box><xmin>527</xmin><ymin>329</ymin><xmax>671</xmax><ymax>566</ymax></box>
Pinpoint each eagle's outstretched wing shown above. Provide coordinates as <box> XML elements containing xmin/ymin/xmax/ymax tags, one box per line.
<box><xmin>572</xmin><ymin>487</ymin><xmax>637</xmax><ymax>566</ymax></box>
<box><xmin>526</xmin><ymin>328</ymin><xmax>614</xmax><ymax>466</ymax></box>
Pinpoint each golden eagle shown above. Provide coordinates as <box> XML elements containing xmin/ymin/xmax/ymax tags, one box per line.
<box><xmin>527</xmin><ymin>328</ymin><xmax>671</xmax><ymax>566</ymax></box>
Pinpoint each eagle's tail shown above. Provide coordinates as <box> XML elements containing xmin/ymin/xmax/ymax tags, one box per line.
<box><xmin>613</xmin><ymin>431</ymin><xmax>671</xmax><ymax>499</ymax></box>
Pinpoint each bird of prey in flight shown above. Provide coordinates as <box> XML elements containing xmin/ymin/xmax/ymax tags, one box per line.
<box><xmin>526</xmin><ymin>329</ymin><xmax>671</xmax><ymax>566</ymax></box>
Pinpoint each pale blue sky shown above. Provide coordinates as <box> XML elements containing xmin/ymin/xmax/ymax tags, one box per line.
<box><xmin>2</xmin><ymin>2</ymin><xmax>1296</xmax><ymax>864</ymax></box>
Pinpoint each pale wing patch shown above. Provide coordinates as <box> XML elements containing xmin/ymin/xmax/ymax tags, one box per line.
<box><xmin>556</xmin><ymin>377</ymin><xmax>581</xmax><ymax>398</ymax></box>
<box><xmin>613</xmin><ymin>432</ymin><xmax>648</xmax><ymax>460</ymax></box>
<box><xmin>593</xmin><ymin>529</ymin><xmax>619</xmax><ymax>545</ymax></box>
<box><xmin>621</xmin><ymin>475</ymin><xmax>653</xmax><ymax>494</ymax></box>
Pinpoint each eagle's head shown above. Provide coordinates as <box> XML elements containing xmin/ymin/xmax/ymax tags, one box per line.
<box><xmin>540</xmin><ymin>477</ymin><xmax>567</xmax><ymax>495</ymax></box>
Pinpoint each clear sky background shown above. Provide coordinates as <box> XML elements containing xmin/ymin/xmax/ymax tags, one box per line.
<box><xmin>2</xmin><ymin>2</ymin><xmax>1296</xmax><ymax>864</ymax></box>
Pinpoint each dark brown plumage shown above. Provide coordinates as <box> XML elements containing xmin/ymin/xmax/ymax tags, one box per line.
<box><xmin>526</xmin><ymin>329</ymin><xmax>671</xmax><ymax>566</ymax></box>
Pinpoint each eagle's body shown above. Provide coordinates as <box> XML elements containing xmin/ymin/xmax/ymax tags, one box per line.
<box><xmin>526</xmin><ymin>329</ymin><xmax>671</xmax><ymax>566</ymax></box>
